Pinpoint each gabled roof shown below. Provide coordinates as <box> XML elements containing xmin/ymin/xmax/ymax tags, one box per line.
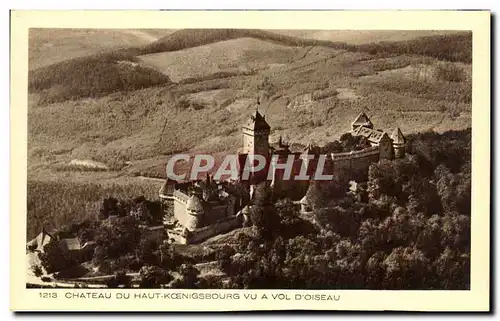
<box><xmin>351</xmin><ymin>112</ymin><xmax>373</xmax><ymax>128</ymax></box>
<box><xmin>368</xmin><ymin>129</ymin><xmax>386</xmax><ymax>143</ymax></box>
<box><xmin>356</xmin><ymin>126</ymin><xmax>374</xmax><ymax>138</ymax></box>
<box><xmin>243</xmin><ymin>110</ymin><xmax>271</xmax><ymax>131</ymax></box>
<box><xmin>390</xmin><ymin>127</ymin><xmax>406</xmax><ymax>144</ymax></box>
<box><xmin>27</xmin><ymin>230</ymin><xmax>55</xmax><ymax>252</ymax></box>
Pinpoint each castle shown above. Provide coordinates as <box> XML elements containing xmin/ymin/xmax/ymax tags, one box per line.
<box><xmin>160</xmin><ymin>175</ymin><xmax>243</xmax><ymax>244</ymax></box>
<box><xmin>159</xmin><ymin>107</ymin><xmax>406</xmax><ymax>244</ymax></box>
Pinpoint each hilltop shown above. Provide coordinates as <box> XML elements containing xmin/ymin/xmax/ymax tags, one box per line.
<box><xmin>29</xmin><ymin>52</ymin><xmax>172</xmax><ymax>104</ymax></box>
<box><xmin>141</xmin><ymin>29</ymin><xmax>471</xmax><ymax>63</ymax></box>
<box><xmin>29</xmin><ymin>28</ymin><xmax>176</xmax><ymax>70</ymax></box>
<box><xmin>273</xmin><ymin>30</ymin><xmax>456</xmax><ymax>44</ymax></box>
<box><xmin>140</xmin><ymin>28</ymin><xmax>352</xmax><ymax>55</ymax></box>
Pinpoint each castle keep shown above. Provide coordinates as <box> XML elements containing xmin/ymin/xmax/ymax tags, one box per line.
<box><xmin>160</xmin><ymin>108</ymin><xmax>406</xmax><ymax>244</ymax></box>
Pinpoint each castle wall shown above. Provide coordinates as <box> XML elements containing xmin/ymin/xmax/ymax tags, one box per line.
<box><xmin>267</xmin><ymin>146</ymin><xmax>383</xmax><ymax>197</ymax></box>
<box><xmin>394</xmin><ymin>145</ymin><xmax>405</xmax><ymax>158</ymax></box>
<box><xmin>184</xmin><ymin>211</ymin><xmax>202</xmax><ymax>231</ymax></box>
<box><xmin>167</xmin><ymin>229</ymin><xmax>188</xmax><ymax>244</ymax></box>
<box><xmin>331</xmin><ymin>156</ymin><xmax>352</xmax><ymax>183</ymax></box>
<box><xmin>173</xmin><ymin>197</ymin><xmax>189</xmax><ymax>229</ymax></box>
<box><xmin>226</xmin><ymin>198</ymin><xmax>236</xmax><ymax>217</ymax></box>
<box><xmin>143</xmin><ymin>226</ymin><xmax>166</xmax><ymax>244</ymax></box>
<box><xmin>187</xmin><ymin>215</ymin><xmax>243</xmax><ymax>244</ymax></box>
<box><xmin>330</xmin><ymin>146</ymin><xmax>380</xmax><ymax>183</ymax></box>
<box><xmin>204</xmin><ymin>204</ymin><xmax>230</xmax><ymax>226</ymax></box>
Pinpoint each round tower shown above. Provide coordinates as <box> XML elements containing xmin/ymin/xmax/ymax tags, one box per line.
<box><xmin>390</xmin><ymin>127</ymin><xmax>406</xmax><ymax>159</ymax></box>
<box><xmin>185</xmin><ymin>195</ymin><xmax>204</xmax><ymax>231</ymax></box>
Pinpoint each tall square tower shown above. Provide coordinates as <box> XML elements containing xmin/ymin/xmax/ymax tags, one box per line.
<box><xmin>242</xmin><ymin>109</ymin><xmax>270</xmax><ymax>157</ymax></box>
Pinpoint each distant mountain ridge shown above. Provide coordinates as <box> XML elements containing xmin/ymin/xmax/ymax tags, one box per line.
<box><xmin>140</xmin><ymin>28</ymin><xmax>354</xmax><ymax>54</ymax></box>
<box><xmin>141</xmin><ymin>29</ymin><xmax>471</xmax><ymax>63</ymax></box>
<box><xmin>28</xmin><ymin>29</ymin><xmax>471</xmax><ymax>104</ymax></box>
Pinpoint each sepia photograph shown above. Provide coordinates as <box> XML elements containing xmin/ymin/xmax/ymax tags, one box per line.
<box><xmin>25</xmin><ymin>27</ymin><xmax>473</xmax><ymax>290</ymax></box>
<box><xmin>10</xmin><ymin>10</ymin><xmax>490</xmax><ymax>312</ymax></box>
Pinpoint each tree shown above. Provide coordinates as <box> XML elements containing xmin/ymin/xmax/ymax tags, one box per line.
<box><xmin>197</xmin><ymin>275</ymin><xmax>224</xmax><ymax>289</ymax></box>
<box><xmin>171</xmin><ymin>264</ymin><xmax>200</xmax><ymax>289</ymax></box>
<box><xmin>433</xmin><ymin>248</ymin><xmax>470</xmax><ymax>289</ymax></box>
<box><xmin>216</xmin><ymin>245</ymin><xmax>236</xmax><ymax>271</ymax></box>
<box><xmin>107</xmin><ymin>270</ymin><xmax>132</xmax><ymax>288</ymax></box>
<box><xmin>305</xmin><ymin>180</ymin><xmax>328</xmax><ymax>210</ymax></box>
<box><xmin>158</xmin><ymin>241</ymin><xmax>180</xmax><ymax>271</ymax></box>
<box><xmin>323</xmin><ymin>140</ymin><xmax>342</xmax><ymax>153</ymax></box>
<box><xmin>249</xmin><ymin>206</ymin><xmax>279</xmax><ymax>241</ymax></box>
<box><xmin>253</xmin><ymin>182</ymin><xmax>272</xmax><ymax>207</ymax></box>
<box><xmin>137</xmin><ymin>238</ymin><xmax>160</xmax><ymax>266</ymax></box>
<box><xmin>130</xmin><ymin>198</ymin><xmax>152</xmax><ymax>222</ymax></box>
<box><xmin>416</xmin><ymin>215</ymin><xmax>443</xmax><ymax>260</ymax></box>
<box><xmin>32</xmin><ymin>265</ymin><xmax>44</xmax><ymax>278</ymax></box>
<box><xmin>99</xmin><ymin>197</ymin><xmax>119</xmax><ymax>220</ymax></box>
<box><xmin>365</xmin><ymin>251</ymin><xmax>387</xmax><ymax>289</ymax></box>
<box><xmin>274</xmin><ymin>198</ymin><xmax>315</xmax><ymax>239</ymax></box>
<box><xmin>440</xmin><ymin>214</ymin><xmax>470</xmax><ymax>252</ymax></box>
<box><xmin>383</xmin><ymin>246</ymin><xmax>430</xmax><ymax>289</ymax></box>
<box><xmin>39</xmin><ymin>241</ymin><xmax>72</xmax><ymax>274</ymax></box>
<box><xmin>139</xmin><ymin>265</ymin><xmax>172</xmax><ymax>288</ymax></box>
<box><xmin>250</xmin><ymin>183</ymin><xmax>279</xmax><ymax>240</ymax></box>
<box><xmin>93</xmin><ymin>216</ymin><xmax>142</xmax><ymax>267</ymax></box>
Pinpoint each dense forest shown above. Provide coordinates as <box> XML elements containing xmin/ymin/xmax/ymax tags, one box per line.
<box><xmin>144</xmin><ymin>29</ymin><xmax>471</xmax><ymax>63</ymax></box>
<box><xmin>213</xmin><ymin>129</ymin><xmax>471</xmax><ymax>290</ymax></box>
<box><xmin>28</xmin><ymin>52</ymin><xmax>171</xmax><ymax>104</ymax></box>
<box><xmin>34</xmin><ymin>128</ymin><xmax>471</xmax><ymax>289</ymax></box>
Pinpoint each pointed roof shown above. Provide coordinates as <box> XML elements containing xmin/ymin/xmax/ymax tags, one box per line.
<box><xmin>390</xmin><ymin>127</ymin><xmax>406</xmax><ymax>145</ymax></box>
<box><xmin>243</xmin><ymin>109</ymin><xmax>271</xmax><ymax>131</ymax></box>
<box><xmin>299</xmin><ymin>195</ymin><xmax>309</xmax><ymax>205</ymax></box>
<box><xmin>27</xmin><ymin>229</ymin><xmax>56</xmax><ymax>252</ymax></box>
<box><xmin>351</xmin><ymin>112</ymin><xmax>373</xmax><ymax>129</ymax></box>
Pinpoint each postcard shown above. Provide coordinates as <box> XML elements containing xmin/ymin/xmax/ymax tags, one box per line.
<box><xmin>10</xmin><ymin>10</ymin><xmax>490</xmax><ymax>312</ymax></box>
